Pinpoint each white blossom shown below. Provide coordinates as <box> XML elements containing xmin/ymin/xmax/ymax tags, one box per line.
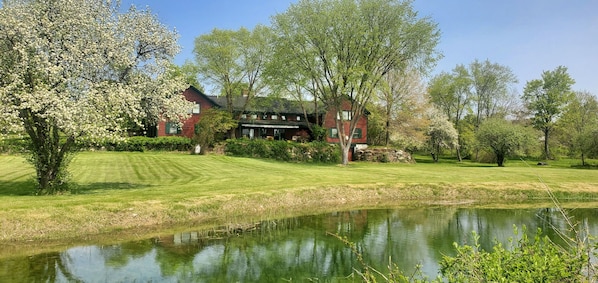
<box><xmin>0</xmin><ymin>0</ymin><xmax>191</xmax><ymax>192</ymax></box>
<box><xmin>0</xmin><ymin>0</ymin><xmax>191</xmax><ymax>140</ymax></box>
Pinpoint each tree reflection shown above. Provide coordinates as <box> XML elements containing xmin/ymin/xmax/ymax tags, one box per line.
<box><xmin>0</xmin><ymin>251</ymin><xmax>82</xmax><ymax>283</ymax></box>
<box><xmin>1</xmin><ymin>206</ymin><xmax>594</xmax><ymax>282</ymax></box>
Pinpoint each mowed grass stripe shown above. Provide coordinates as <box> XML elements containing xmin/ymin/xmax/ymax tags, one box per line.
<box><xmin>0</xmin><ymin>156</ymin><xmax>32</xmax><ymax>181</ymax></box>
<box><xmin>5</xmin><ymin>152</ymin><xmax>598</xmax><ymax>195</ymax></box>
<box><xmin>1</xmin><ymin>151</ymin><xmax>598</xmax><ymax>244</ymax></box>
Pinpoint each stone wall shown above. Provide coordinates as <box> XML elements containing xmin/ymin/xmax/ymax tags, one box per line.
<box><xmin>354</xmin><ymin>148</ymin><xmax>414</xmax><ymax>163</ymax></box>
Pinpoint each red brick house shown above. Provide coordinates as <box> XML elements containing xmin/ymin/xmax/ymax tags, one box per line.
<box><xmin>157</xmin><ymin>86</ymin><xmax>218</xmax><ymax>139</ymax></box>
<box><xmin>158</xmin><ymin>86</ymin><xmax>368</xmax><ymax>159</ymax></box>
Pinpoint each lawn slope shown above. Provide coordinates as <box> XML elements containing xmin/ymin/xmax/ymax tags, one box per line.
<box><xmin>0</xmin><ymin>151</ymin><xmax>597</xmax><ymax>246</ymax></box>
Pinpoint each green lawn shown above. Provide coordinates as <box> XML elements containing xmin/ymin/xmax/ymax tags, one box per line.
<box><xmin>0</xmin><ymin>151</ymin><xmax>597</xmax><ymax>246</ymax></box>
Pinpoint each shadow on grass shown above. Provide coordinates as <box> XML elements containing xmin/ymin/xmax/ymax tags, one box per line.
<box><xmin>570</xmin><ymin>164</ymin><xmax>598</xmax><ymax>170</ymax></box>
<box><xmin>414</xmin><ymin>156</ymin><xmax>497</xmax><ymax>167</ymax></box>
<box><xmin>0</xmin><ymin>180</ymin><xmax>38</xmax><ymax>196</ymax></box>
<box><xmin>72</xmin><ymin>182</ymin><xmax>147</xmax><ymax>194</ymax></box>
<box><xmin>0</xmin><ymin>181</ymin><xmax>146</xmax><ymax>196</ymax></box>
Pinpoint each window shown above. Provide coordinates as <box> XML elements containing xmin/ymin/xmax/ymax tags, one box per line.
<box><xmin>241</xmin><ymin>114</ymin><xmax>247</xmax><ymax>119</ymax></box>
<box><xmin>329</xmin><ymin>128</ymin><xmax>339</xmax><ymax>138</ymax></box>
<box><xmin>165</xmin><ymin>122</ymin><xmax>181</xmax><ymax>135</ymax></box>
<box><xmin>281</xmin><ymin>115</ymin><xmax>286</xmax><ymax>121</ymax></box>
<box><xmin>190</xmin><ymin>103</ymin><xmax>200</xmax><ymax>114</ymax></box>
<box><xmin>274</xmin><ymin>129</ymin><xmax>285</xmax><ymax>140</ymax></box>
<box><xmin>242</xmin><ymin>128</ymin><xmax>255</xmax><ymax>139</ymax></box>
<box><xmin>251</xmin><ymin>114</ymin><xmax>257</xmax><ymax>120</ymax></box>
<box><xmin>271</xmin><ymin>114</ymin><xmax>278</xmax><ymax>120</ymax></box>
<box><xmin>352</xmin><ymin>128</ymin><xmax>362</xmax><ymax>139</ymax></box>
<box><xmin>337</xmin><ymin>111</ymin><xmax>352</xmax><ymax>121</ymax></box>
<box><xmin>329</xmin><ymin>128</ymin><xmax>361</xmax><ymax>139</ymax></box>
<box><xmin>296</xmin><ymin>115</ymin><xmax>301</xmax><ymax>121</ymax></box>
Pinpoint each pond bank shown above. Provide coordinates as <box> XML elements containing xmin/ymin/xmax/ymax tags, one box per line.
<box><xmin>2</xmin><ymin>183</ymin><xmax>598</xmax><ymax>258</ymax></box>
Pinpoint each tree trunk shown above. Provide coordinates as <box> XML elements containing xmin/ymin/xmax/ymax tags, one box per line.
<box><xmin>455</xmin><ymin>120</ymin><xmax>462</xmax><ymax>162</ymax></box>
<box><xmin>497</xmin><ymin>153</ymin><xmax>505</xmax><ymax>167</ymax></box>
<box><xmin>544</xmin><ymin>129</ymin><xmax>550</xmax><ymax>159</ymax></box>
<box><xmin>433</xmin><ymin>142</ymin><xmax>440</xmax><ymax>162</ymax></box>
<box><xmin>385</xmin><ymin>118</ymin><xmax>390</xmax><ymax>147</ymax></box>
<box><xmin>456</xmin><ymin>134</ymin><xmax>463</xmax><ymax>162</ymax></box>
<box><xmin>341</xmin><ymin>144</ymin><xmax>350</xmax><ymax>165</ymax></box>
<box><xmin>21</xmin><ymin>111</ymin><xmax>74</xmax><ymax>194</ymax></box>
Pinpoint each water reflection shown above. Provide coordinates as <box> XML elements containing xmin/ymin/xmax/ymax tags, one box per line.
<box><xmin>3</xmin><ymin>207</ymin><xmax>598</xmax><ymax>282</ymax></box>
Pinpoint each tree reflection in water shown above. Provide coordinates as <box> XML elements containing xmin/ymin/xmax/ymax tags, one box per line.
<box><xmin>3</xmin><ymin>207</ymin><xmax>597</xmax><ymax>282</ymax></box>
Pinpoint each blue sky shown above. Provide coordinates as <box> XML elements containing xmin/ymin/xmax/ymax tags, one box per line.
<box><xmin>121</xmin><ymin>0</ymin><xmax>598</xmax><ymax>96</ymax></box>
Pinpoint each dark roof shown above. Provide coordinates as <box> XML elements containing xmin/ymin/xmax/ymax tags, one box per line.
<box><xmin>207</xmin><ymin>95</ymin><xmax>321</xmax><ymax>115</ymax></box>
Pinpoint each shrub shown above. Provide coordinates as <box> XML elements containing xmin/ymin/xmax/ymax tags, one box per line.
<box><xmin>95</xmin><ymin>136</ymin><xmax>193</xmax><ymax>152</ymax></box>
<box><xmin>270</xmin><ymin>140</ymin><xmax>292</xmax><ymax>161</ymax></box>
<box><xmin>439</xmin><ymin>226</ymin><xmax>588</xmax><ymax>282</ymax></box>
<box><xmin>224</xmin><ymin>139</ymin><xmax>340</xmax><ymax>163</ymax></box>
<box><xmin>0</xmin><ymin>137</ymin><xmax>29</xmax><ymax>153</ymax></box>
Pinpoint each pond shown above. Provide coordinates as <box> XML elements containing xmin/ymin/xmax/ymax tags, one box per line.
<box><xmin>2</xmin><ymin>206</ymin><xmax>598</xmax><ymax>282</ymax></box>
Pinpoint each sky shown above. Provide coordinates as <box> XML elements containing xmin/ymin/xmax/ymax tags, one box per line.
<box><xmin>121</xmin><ymin>0</ymin><xmax>598</xmax><ymax>96</ymax></box>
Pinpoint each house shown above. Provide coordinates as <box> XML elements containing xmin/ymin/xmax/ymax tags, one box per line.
<box><xmin>157</xmin><ymin>86</ymin><xmax>368</xmax><ymax>159</ymax></box>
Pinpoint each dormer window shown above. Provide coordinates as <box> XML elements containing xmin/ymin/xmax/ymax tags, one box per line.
<box><xmin>191</xmin><ymin>103</ymin><xmax>200</xmax><ymax>114</ymax></box>
<box><xmin>337</xmin><ymin>111</ymin><xmax>352</xmax><ymax>121</ymax></box>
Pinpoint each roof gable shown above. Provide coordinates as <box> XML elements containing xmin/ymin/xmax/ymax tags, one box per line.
<box><xmin>184</xmin><ymin>86</ymin><xmax>220</xmax><ymax>107</ymax></box>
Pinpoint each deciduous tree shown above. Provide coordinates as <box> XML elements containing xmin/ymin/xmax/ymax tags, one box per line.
<box><xmin>476</xmin><ymin>118</ymin><xmax>534</xmax><ymax>167</ymax></box>
<box><xmin>469</xmin><ymin>59</ymin><xmax>518</xmax><ymax>126</ymax></box>
<box><xmin>193</xmin><ymin>109</ymin><xmax>237</xmax><ymax>154</ymax></box>
<box><xmin>0</xmin><ymin>0</ymin><xmax>189</xmax><ymax>194</ymax></box>
<box><xmin>558</xmin><ymin>91</ymin><xmax>598</xmax><ymax>165</ymax></box>
<box><xmin>377</xmin><ymin>69</ymin><xmax>427</xmax><ymax>147</ymax></box>
<box><xmin>428</xmin><ymin>65</ymin><xmax>471</xmax><ymax>161</ymax></box>
<box><xmin>271</xmin><ymin>0</ymin><xmax>440</xmax><ymax>165</ymax></box>
<box><xmin>193</xmin><ymin>26</ymin><xmax>273</xmax><ymax>138</ymax></box>
<box><xmin>426</xmin><ymin>109</ymin><xmax>459</xmax><ymax>162</ymax></box>
<box><xmin>522</xmin><ymin>66</ymin><xmax>575</xmax><ymax>159</ymax></box>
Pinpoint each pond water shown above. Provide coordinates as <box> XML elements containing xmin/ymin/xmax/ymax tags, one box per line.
<box><xmin>2</xmin><ymin>206</ymin><xmax>598</xmax><ymax>282</ymax></box>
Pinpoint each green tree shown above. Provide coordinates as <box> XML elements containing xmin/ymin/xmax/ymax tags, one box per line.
<box><xmin>169</xmin><ymin>61</ymin><xmax>203</xmax><ymax>90</ymax></box>
<box><xmin>522</xmin><ymin>66</ymin><xmax>575</xmax><ymax>159</ymax></box>
<box><xmin>428</xmin><ymin>65</ymin><xmax>471</xmax><ymax>161</ymax></box>
<box><xmin>193</xmin><ymin>26</ymin><xmax>273</xmax><ymax>137</ymax></box>
<box><xmin>193</xmin><ymin>109</ymin><xmax>237</xmax><ymax>154</ymax></box>
<box><xmin>469</xmin><ymin>59</ymin><xmax>518</xmax><ymax>127</ymax></box>
<box><xmin>271</xmin><ymin>0</ymin><xmax>440</xmax><ymax>165</ymax></box>
<box><xmin>476</xmin><ymin>118</ymin><xmax>533</xmax><ymax>167</ymax></box>
<box><xmin>0</xmin><ymin>0</ymin><xmax>189</xmax><ymax>194</ymax></box>
<box><xmin>377</xmin><ymin>69</ymin><xmax>427</xmax><ymax>147</ymax></box>
<box><xmin>558</xmin><ymin>91</ymin><xmax>598</xmax><ymax>165</ymax></box>
<box><xmin>426</xmin><ymin>109</ymin><xmax>459</xmax><ymax>162</ymax></box>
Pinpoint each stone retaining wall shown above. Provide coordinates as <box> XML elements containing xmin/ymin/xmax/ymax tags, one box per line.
<box><xmin>354</xmin><ymin>148</ymin><xmax>414</xmax><ymax>163</ymax></box>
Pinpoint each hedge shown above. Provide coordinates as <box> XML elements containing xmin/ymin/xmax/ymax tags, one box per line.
<box><xmin>0</xmin><ymin>137</ymin><xmax>29</xmax><ymax>154</ymax></box>
<box><xmin>99</xmin><ymin>136</ymin><xmax>193</xmax><ymax>152</ymax></box>
<box><xmin>224</xmin><ymin>139</ymin><xmax>341</xmax><ymax>163</ymax></box>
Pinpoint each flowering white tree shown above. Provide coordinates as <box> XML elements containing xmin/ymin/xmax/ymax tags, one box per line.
<box><xmin>0</xmin><ymin>0</ymin><xmax>191</xmax><ymax>194</ymax></box>
<box><xmin>426</xmin><ymin>108</ymin><xmax>459</xmax><ymax>162</ymax></box>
